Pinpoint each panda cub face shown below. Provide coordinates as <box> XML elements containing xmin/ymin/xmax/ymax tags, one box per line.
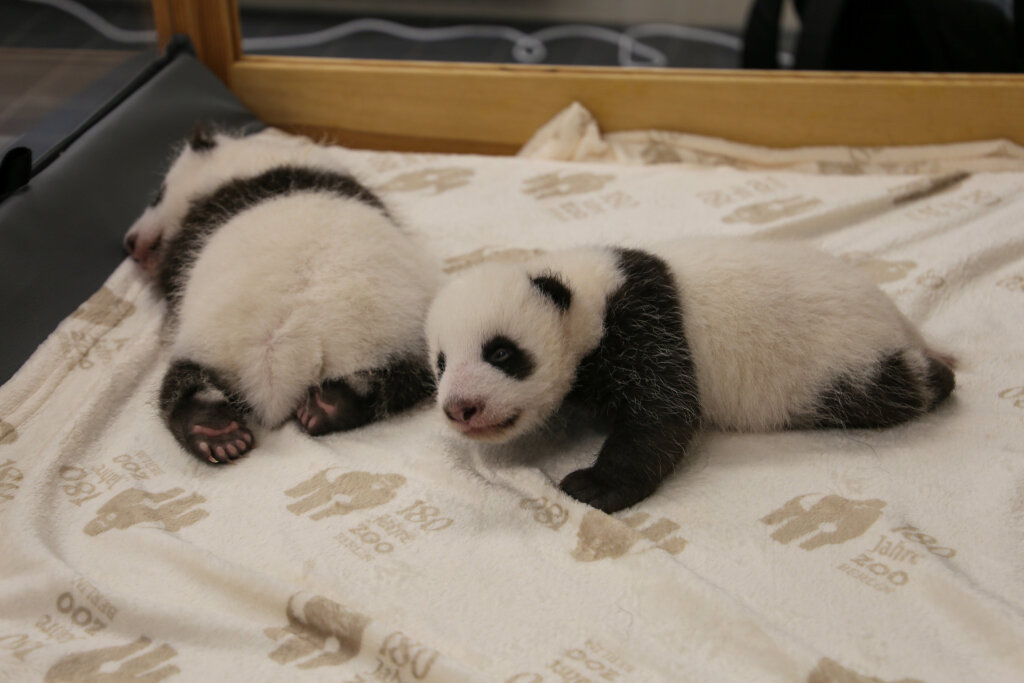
<box><xmin>426</xmin><ymin>263</ymin><xmax>575</xmax><ymax>443</ymax></box>
<box><xmin>123</xmin><ymin>126</ymin><xmax>311</xmax><ymax>275</ymax></box>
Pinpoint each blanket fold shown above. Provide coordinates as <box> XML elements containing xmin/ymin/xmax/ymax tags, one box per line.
<box><xmin>2</xmin><ymin>106</ymin><xmax>1023</xmax><ymax>682</ymax></box>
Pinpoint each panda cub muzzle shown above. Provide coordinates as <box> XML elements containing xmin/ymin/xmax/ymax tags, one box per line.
<box><xmin>438</xmin><ymin>335</ymin><xmax>534</xmax><ymax>440</ymax></box>
<box><xmin>443</xmin><ymin>398</ymin><xmax>521</xmax><ymax>439</ymax></box>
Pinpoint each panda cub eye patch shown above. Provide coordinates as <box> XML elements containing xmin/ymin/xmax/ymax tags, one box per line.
<box><xmin>482</xmin><ymin>335</ymin><xmax>534</xmax><ymax>380</ymax></box>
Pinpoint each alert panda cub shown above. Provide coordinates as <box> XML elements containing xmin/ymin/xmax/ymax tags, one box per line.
<box><xmin>426</xmin><ymin>239</ymin><xmax>954</xmax><ymax>512</ymax></box>
<box><xmin>125</xmin><ymin>126</ymin><xmax>437</xmax><ymax>463</ymax></box>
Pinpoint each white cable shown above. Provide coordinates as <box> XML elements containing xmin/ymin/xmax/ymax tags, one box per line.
<box><xmin>21</xmin><ymin>0</ymin><xmax>157</xmax><ymax>44</ymax></box>
<box><xmin>620</xmin><ymin>24</ymin><xmax>751</xmax><ymax>67</ymax></box>
<box><xmin>19</xmin><ymin>0</ymin><xmax>748</xmax><ymax>68</ymax></box>
<box><xmin>626</xmin><ymin>23</ymin><xmax>743</xmax><ymax>52</ymax></box>
<box><xmin>243</xmin><ymin>17</ymin><xmax>544</xmax><ymax>57</ymax></box>
<box><xmin>518</xmin><ymin>24</ymin><xmax>668</xmax><ymax>66</ymax></box>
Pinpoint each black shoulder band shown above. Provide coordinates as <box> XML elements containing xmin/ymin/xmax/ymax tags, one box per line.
<box><xmin>158</xmin><ymin>165</ymin><xmax>388</xmax><ymax>303</ymax></box>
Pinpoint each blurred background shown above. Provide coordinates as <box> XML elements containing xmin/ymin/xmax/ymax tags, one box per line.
<box><xmin>0</xmin><ymin>0</ymin><xmax>1018</xmax><ymax>156</ymax></box>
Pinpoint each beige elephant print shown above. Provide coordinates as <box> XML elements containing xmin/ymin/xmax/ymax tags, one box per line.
<box><xmin>0</xmin><ymin>419</ymin><xmax>16</xmax><ymax>445</ymax></box>
<box><xmin>70</xmin><ymin>287</ymin><xmax>136</xmax><ymax>329</ymax></box>
<box><xmin>999</xmin><ymin>386</ymin><xmax>1024</xmax><ymax>410</ymax></box>
<box><xmin>572</xmin><ymin>510</ymin><xmax>686</xmax><ymax>562</ymax></box>
<box><xmin>808</xmin><ymin>657</ymin><xmax>924</xmax><ymax>683</ymax></box>
<box><xmin>285</xmin><ymin>469</ymin><xmax>405</xmax><ymax>520</ymax></box>
<box><xmin>723</xmin><ymin>196</ymin><xmax>822</xmax><ymax>224</ymax></box>
<box><xmin>265</xmin><ymin>593</ymin><xmax>370</xmax><ymax>669</ymax></box>
<box><xmin>997</xmin><ymin>274</ymin><xmax>1024</xmax><ymax>292</ymax></box>
<box><xmin>83</xmin><ymin>488</ymin><xmax>208</xmax><ymax>536</ymax></box>
<box><xmin>840</xmin><ymin>253</ymin><xmax>917</xmax><ymax>285</ymax></box>
<box><xmin>523</xmin><ymin>171</ymin><xmax>615</xmax><ymax>199</ymax></box>
<box><xmin>1</xmin><ymin>457</ymin><xmax>23</xmax><ymax>508</ymax></box>
<box><xmin>761</xmin><ymin>494</ymin><xmax>886</xmax><ymax>551</ymax></box>
<box><xmin>45</xmin><ymin>636</ymin><xmax>179</xmax><ymax>682</ymax></box>
<box><xmin>443</xmin><ymin>247</ymin><xmax>546</xmax><ymax>274</ymax></box>
<box><xmin>379</xmin><ymin>167</ymin><xmax>473</xmax><ymax>195</ymax></box>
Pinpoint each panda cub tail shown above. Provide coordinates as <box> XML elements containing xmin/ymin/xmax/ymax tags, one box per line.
<box><xmin>924</xmin><ymin>352</ymin><xmax>955</xmax><ymax>411</ymax></box>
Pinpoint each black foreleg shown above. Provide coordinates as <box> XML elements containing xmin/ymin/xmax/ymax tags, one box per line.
<box><xmin>560</xmin><ymin>414</ymin><xmax>699</xmax><ymax>513</ymax></box>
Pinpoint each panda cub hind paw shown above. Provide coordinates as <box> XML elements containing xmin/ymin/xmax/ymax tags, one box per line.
<box><xmin>177</xmin><ymin>403</ymin><xmax>254</xmax><ymax>464</ymax></box>
<box><xmin>295</xmin><ymin>379</ymin><xmax>373</xmax><ymax>436</ymax></box>
<box><xmin>560</xmin><ymin>467</ymin><xmax>653</xmax><ymax>514</ymax></box>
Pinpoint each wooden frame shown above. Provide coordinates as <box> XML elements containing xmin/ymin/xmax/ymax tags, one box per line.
<box><xmin>153</xmin><ymin>0</ymin><xmax>1024</xmax><ymax>153</ymax></box>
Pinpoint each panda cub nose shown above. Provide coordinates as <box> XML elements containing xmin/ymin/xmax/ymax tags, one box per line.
<box><xmin>443</xmin><ymin>398</ymin><xmax>485</xmax><ymax>424</ymax></box>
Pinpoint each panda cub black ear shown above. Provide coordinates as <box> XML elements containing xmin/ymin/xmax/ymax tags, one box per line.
<box><xmin>530</xmin><ymin>273</ymin><xmax>572</xmax><ymax>312</ymax></box>
<box><xmin>188</xmin><ymin>123</ymin><xmax>217</xmax><ymax>152</ymax></box>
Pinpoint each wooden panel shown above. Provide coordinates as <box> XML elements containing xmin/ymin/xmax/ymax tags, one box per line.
<box><xmin>230</xmin><ymin>55</ymin><xmax>1024</xmax><ymax>153</ymax></box>
<box><xmin>284</xmin><ymin>124</ymin><xmax>519</xmax><ymax>156</ymax></box>
<box><xmin>152</xmin><ymin>0</ymin><xmax>241</xmax><ymax>85</ymax></box>
<box><xmin>151</xmin><ymin>0</ymin><xmax>1024</xmax><ymax>153</ymax></box>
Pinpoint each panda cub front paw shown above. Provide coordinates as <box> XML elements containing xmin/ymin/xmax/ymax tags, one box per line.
<box><xmin>559</xmin><ymin>467</ymin><xmax>652</xmax><ymax>513</ymax></box>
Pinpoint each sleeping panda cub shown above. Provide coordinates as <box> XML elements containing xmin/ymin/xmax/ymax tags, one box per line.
<box><xmin>426</xmin><ymin>239</ymin><xmax>954</xmax><ymax>512</ymax></box>
<box><xmin>125</xmin><ymin>126</ymin><xmax>437</xmax><ymax>463</ymax></box>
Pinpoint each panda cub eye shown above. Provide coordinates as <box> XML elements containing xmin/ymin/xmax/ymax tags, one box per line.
<box><xmin>150</xmin><ymin>181</ymin><xmax>166</xmax><ymax>207</ymax></box>
<box><xmin>436</xmin><ymin>351</ymin><xmax>446</xmax><ymax>376</ymax></box>
<box><xmin>482</xmin><ymin>335</ymin><xmax>534</xmax><ymax>380</ymax></box>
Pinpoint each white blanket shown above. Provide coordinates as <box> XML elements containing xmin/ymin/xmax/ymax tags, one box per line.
<box><xmin>2</xmin><ymin>105</ymin><xmax>1023</xmax><ymax>682</ymax></box>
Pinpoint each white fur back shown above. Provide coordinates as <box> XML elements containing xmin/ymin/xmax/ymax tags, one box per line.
<box><xmin>660</xmin><ymin>238</ymin><xmax>926</xmax><ymax>430</ymax></box>
<box><xmin>174</xmin><ymin>194</ymin><xmax>437</xmax><ymax>426</ymax></box>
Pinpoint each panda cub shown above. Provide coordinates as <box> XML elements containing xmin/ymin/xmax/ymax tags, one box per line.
<box><xmin>125</xmin><ymin>126</ymin><xmax>437</xmax><ymax>464</ymax></box>
<box><xmin>426</xmin><ymin>238</ymin><xmax>954</xmax><ymax>513</ymax></box>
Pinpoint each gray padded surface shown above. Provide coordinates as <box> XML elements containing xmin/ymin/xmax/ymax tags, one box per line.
<box><xmin>0</xmin><ymin>53</ymin><xmax>261</xmax><ymax>384</ymax></box>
